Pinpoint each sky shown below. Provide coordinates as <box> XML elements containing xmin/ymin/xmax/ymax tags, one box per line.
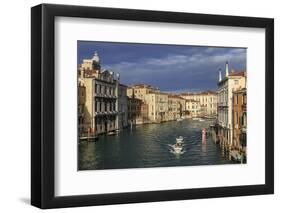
<box><xmin>78</xmin><ymin>41</ymin><xmax>246</xmax><ymax>92</ymax></box>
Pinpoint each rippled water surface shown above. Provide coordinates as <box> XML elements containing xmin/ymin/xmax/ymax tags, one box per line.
<box><xmin>79</xmin><ymin>119</ymin><xmax>235</xmax><ymax>170</ymax></box>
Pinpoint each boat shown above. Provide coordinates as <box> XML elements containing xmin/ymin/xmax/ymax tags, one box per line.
<box><xmin>230</xmin><ymin>150</ymin><xmax>242</xmax><ymax>162</ymax></box>
<box><xmin>192</xmin><ymin>117</ymin><xmax>199</xmax><ymax>121</ymax></box>
<box><xmin>176</xmin><ymin>136</ymin><xmax>184</xmax><ymax>143</ymax></box>
<box><xmin>79</xmin><ymin>134</ymin><xmax>98</xmax><ymax>142</ymax></box>
<box><xmin>199</xmin><ymin>118</ymin><xmax>205</xmax><ymax>122</ymax></box>
<box><xmin>171</xmin><ymin>142</ymin><xmax>183</xmax><ymax>154</ymax></box>
<box><xmin>107</xmin><ymin>131</ymin><xmax>116</xmax><ymax>136</ymax></box>
<box><xmin>176</xmin><ymin>117</ymin><xmax>183</xmax><ymax>122</ymax></box>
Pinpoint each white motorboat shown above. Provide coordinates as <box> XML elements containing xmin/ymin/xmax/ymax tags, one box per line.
<box><xmin>172</xmin><ymin>143</ymin><xmax>183</xmax><ymax>153</ymax></box>
<box><xmin>176</xmin><ymin>118</ymin><xmax>183</xmax><ymax>122</ymax></box>
<box><xmin>176</xmin><ymin>136</ymin><xmax>184</xmax><ymax>143</ymax></box>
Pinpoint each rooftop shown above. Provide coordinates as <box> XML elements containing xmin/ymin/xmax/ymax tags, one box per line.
<box><xmin>129</xmin><ymin>83</ymin><xmax>159</xmax><ymax>90</ymax></box>
<box><xmin>229</xmin><ymin>71</ymin><xmax>246</xmax><ymax>77</ymax></box>
<box><xmin>218</xmin><ymin>70</ymin><xmax>247</xmax><ymax>85</ymax></box>
<box><xmin>180</xmin><ymin>90</ymin><xmax>217</xmax><ymax>96</ymax></box>
<box><xmin>168</xmin><ymin>94</ymin><xmax>185</xmax><ymax>100</ymax></box>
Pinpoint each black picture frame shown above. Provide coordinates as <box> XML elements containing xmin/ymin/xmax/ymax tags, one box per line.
<box><xmin>31</xmin><ymin>3</ymin><xmax>274</xmax><ymax>209</ymax></box>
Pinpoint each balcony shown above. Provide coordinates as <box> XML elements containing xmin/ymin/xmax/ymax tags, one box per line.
<box><xmin>95</xmin><ymin>111</ymin><xmax>118</xmax><ymax>116</ymax></box>
<box><xmin>95</xmin><ymin>93</ymin><xmax>116</xmax><ymax>99</ymax></box>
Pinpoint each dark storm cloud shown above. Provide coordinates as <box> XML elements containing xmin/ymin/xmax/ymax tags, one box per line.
<box><xmin>78</xmin><ymin>41</ymin><xmax>246</xmax><ymax>91</ymax></box>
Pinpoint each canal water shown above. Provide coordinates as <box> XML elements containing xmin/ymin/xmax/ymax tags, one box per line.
<box><xmin>78</xmin><ymin>119</ymin><xmax>235</xmax><ymax>170</ymax></box>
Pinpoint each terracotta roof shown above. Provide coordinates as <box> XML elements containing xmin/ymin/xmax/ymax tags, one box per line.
<box><xmin>229</xmin><ymin>71</ymin><xmax>246</xmax><ymax>77</ymax></box>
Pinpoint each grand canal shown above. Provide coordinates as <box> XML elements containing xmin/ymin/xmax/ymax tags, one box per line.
<box><xmin>78</xmin><ymin>119</ymin><xmax>235</xmax><ymax>170</ymax></box>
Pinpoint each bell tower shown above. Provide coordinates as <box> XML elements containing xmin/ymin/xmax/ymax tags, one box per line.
<box><xmin>92</xmin><ymin>51</ymin><xmax>101</xmax><ymax>71</ymax></box>
<box><xmin>225</xmin><ymin>61</ymin><xmax>229</xmax><ymax>77</ymax></box>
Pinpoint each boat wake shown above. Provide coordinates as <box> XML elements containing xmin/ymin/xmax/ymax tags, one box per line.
<box><xmin>170</xmin><ymin>149</ymin><xmax>185</xmax><ymax>155</ymax></box>
<box><xmin>167</xmin><ymin>144</ymin><xmax>185</xmax><ymax>155</ymax></box>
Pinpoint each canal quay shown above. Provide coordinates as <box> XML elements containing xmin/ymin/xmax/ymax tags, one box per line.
<box><xmin>78</xmin><ymin>119</ymin><xmax>236</xmax><ymax>170</ymax></box>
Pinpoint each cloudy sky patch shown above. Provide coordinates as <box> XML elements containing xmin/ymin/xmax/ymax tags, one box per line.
<box><xmin>78</xmin><ymin>41</ymin><xmax>246</xmax><ymax>92</ymax></box>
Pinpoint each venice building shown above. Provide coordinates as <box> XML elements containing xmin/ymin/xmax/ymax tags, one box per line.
<box><xmin>127</xmin><ymin>84</ymin><xmax>160</xmax><ymax>101</ymax></box>
<box><xmin>180</xmin><ymin>91</ymin><xmax>217</xmax><ymax>116</ymax></box>
<box><xmin>167</xmin><ymin>95</ymin><xmax>186</xmax><ymax>121</ymax></box>
<box><xmin>217</xmin><ymin>61</ymin><xmax>246</xmax><ymax>151</ymax></box>
<box><xmin>232</xmin><ymin>88</ymin><xmax>247</xmax><ymax>154</ymax></box>
<box><xmin>78</xmin><ymin>81</ymin><xmax>86</xmax><ymax>137</ymax></box>
<box><xmin>185</xmin><ymin>99</ymin><xmax>201</xmax><ymax>117</ymax></box>
<box><xmin>78</xmin><ymin>51</ymin><xmax>127</xmax><ymax>136</ymax></box>
<box><xmin>144</xmin><ymin>92</ymin><xmax>169</xmax><ymax>123</ymax></box>
<box><xmin>127</xmin><ymin>84</ymin><xmax>158</xmax><ymax>124</ymax></box>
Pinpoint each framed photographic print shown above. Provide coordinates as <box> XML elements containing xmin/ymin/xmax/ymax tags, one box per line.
<box><xmin>31</xmin><ymin>4</ymin><xmax>274</xmax><ymax>209</ymax></box>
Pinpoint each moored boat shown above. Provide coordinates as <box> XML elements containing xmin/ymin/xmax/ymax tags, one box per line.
<box><xmin>107</xmin><ymin>131</ymin><xmax>116</xmax><ymax>136</ymax></box>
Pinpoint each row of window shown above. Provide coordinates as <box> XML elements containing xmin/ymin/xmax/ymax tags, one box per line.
<box><xmin>190</xmin><ymin>96</ymin><xmax>216</xmax><ymax>103</ymax></box>
<box><xmin>218</xmin><ymin>110</ymin><xmax>228</xmax><ymax>124</ymax></box>
<box><xmin>94</xmin><ymin>101</ymin><xmax>116</xmax><ymax>112</ymax></box>
<box><xmin>218</xmin><ymin>91</ymin><xmax>228</xmax><ymax>104</ymax></box>
<box><xmin>233</xmin><ymin>94</ymin><xmax>247</xmax><ymax>105</ymax></box>
<box><xmin>94</xmin><ymin>83</ymin><xmax>115</xmax><ymax>95</ymax></box>
<box><xmin>234</xmin><ymin>112</ymin><xmax>247</xmax><ymax>126</ymax></box>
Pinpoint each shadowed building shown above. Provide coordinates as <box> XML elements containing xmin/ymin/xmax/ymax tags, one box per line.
<box><xmin>167</xmin><ymin>95</ymin><xmax>186</xmax><ymax>121</ymax></box>
<box><xmin>78</xmin><ymin>81</ymin><xmax>86</xmax><ymax>136</ymax></box>
<box><xmin>117</xmin><ymin>84</ymin><xmax>129</xmax><ymax>130</ymax></box>
<box><xmin>232</xmin><ymin>88</ymin><xmax>247</xmax><ymax>153</ymax></box>
<box><xmin>127</xmin><ymin>96</ymin><xmax>142</xmax><ymax>125</ymax></box>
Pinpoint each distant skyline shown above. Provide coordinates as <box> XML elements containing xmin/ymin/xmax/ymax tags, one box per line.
<box><xmin>78</xmin><ymin>41</ymin><xmax>247</xmax><ymax>92</ymax></box>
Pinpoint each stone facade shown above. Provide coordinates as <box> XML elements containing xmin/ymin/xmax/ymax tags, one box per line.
<box><xmin>127</xmin><ymin>97</ymin><xmax>142</xmax><ymax>125</ymax></box>
<box><xmin>144</xmin><ymin>93</ymin><xmax>169</xmax><ymax>123</ymax></box>
<box><xmin>127</xmin><ymin>84</ymin><xmax>159</xmax><ymax>101</ymax></box>
<box><xmin>117</xmin><ymin>84</ymin><xmax>129</xmax><ymax>130</ymax></box>
<box><xmin>180</xmin><ymin>91</ymin><xmax>217</xmax><ymax>116</ymax></box>
<box><xmin>185</xmin><ymin>99</ymin><xmax>201</xmax><ymax>117</ymax></box>
<box><xmin>78</xmin><ymin>82</ymin><xmax>86</xmax><ymax>136</ymax></box>
<box><xmin>232</xmin><ymin>88</ymin><xmax>247</xmax><ymax>151</ymax></box>
<box><xmin>217</xmin><ymin>62</ymin><xmax>246</xmax><ymax>149</ymax></box>
<box><xmin>167</xmin><ymin>95</ymin><xmax>186</xmax><ymax>121</ymax></box>
<box><xmin>78</xmin><ymin>52</ymin><xmax>121</xmax><ymax>135</ymax></box>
